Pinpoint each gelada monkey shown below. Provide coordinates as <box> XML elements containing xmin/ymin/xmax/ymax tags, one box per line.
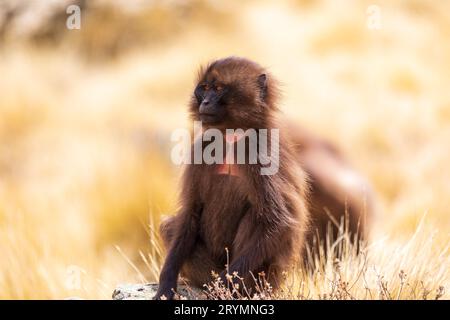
<box><xmin>154</xmin><ymin>57</ymin><xmax>373</xmax><ymax>299</ymax></box>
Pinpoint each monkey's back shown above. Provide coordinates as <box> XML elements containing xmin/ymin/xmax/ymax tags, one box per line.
<box><xmin>286</xmin><ymin>123</ymin><xmax>375</xmax><ymax>250</ymax></box>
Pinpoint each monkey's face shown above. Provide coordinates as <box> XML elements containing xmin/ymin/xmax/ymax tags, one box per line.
<box><xmin>194</xmin><ymin>81</ymin><xmax>228</xmax><ymax>125</ymax></box>
<box><xmin>190</xmin><ymin>57</ymin><xmax>273</xmax><ymax>130</ymax></box>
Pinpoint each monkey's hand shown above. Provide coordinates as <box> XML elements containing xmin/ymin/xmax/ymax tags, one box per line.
<box><xmin>153</xmin><ymin>267</ymin><xmax>179</xmax><ymax>300</ymax></box>
<box><xmin>153</xmin><ymin>286</ymin><xmax>176</xmax><ymax>300</ymax></box>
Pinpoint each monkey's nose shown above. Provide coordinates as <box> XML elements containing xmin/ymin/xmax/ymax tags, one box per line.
<box><xmin>199</xmin><ymin>101</ymin><xmax>211</xmax><ymax>114</ymax></box>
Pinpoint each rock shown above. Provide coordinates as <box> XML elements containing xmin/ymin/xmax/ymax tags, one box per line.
<box><xmin>112</xmin><ymin>283</ymin><xmax>206</xmax><ymax>300</ymax></box>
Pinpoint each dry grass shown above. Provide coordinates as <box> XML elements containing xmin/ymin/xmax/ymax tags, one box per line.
<box><xmin>0</xmin><ymin>0</ymin><xmax>449</xmax><ymax>299</ymax></box>
<box><xmin>200</xmin><ymin>218</ymin><xmax>448</xmax><ymax>300</ymax></box>
<box><xmin>153</xmin><ymin>217</ymin><xmax>448</xmax><ymax>300</ymax></box>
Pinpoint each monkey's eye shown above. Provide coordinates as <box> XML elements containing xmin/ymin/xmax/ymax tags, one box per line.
<box><xmin>195</xmin><ymin>85</ymin><xmax>206</xmax><ymax>102</ymax></box>
<box><xmin>202</xmin><ymin>84</ymin><xmax>210</xmax><ymax>91</ymax></box>
<box><xmin>215</xmin><ymin>85</ymin><xmax>223</xmax><ymax>92</ymax></box>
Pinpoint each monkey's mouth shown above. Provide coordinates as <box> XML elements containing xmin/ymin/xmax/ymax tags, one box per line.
<box><xmin>199</xmin><ymin>113</ymin><xmax>221</xmax><ymax>123</ymax></box>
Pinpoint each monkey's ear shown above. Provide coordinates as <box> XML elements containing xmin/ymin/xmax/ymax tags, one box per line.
<box><xmin>257</xmin><ymin>74</ymin><xmax>267</xmax><ymax>102</ymax></box>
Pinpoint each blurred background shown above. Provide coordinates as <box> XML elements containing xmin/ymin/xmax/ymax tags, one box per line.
<box><xmin>0</xmin><ymin>0</ymin><xmax>449</xmax><ymax>299</ymax></box>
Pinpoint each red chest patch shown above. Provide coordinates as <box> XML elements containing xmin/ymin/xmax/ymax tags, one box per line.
<box><xmin>215</xmin><ymin>132</ymin><xmax>245</xmax><ymax>177</ymax></box>
<box><xmin>216</xmin><ymin>163</ymin><xmax>240</xmax><ymax>176</ymax></box>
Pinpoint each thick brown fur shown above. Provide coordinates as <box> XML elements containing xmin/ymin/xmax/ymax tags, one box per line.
<box><xmin>287</xmin><ymin>124</ymin><xmax>375</xmax><ymax>256</ymax></box>
<box><xmin>154</xmin><ymin>57</ymin><xmax>309</xmax><ymax>299</ymax></box>
<box><xmin>155</xmin><ymin>57</ymin><xmax>375</xmax><ymax>299</ymax></box>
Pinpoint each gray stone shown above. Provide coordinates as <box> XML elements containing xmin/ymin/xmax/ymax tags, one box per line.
<box><xmin>112</xmin><ymin>282</ymin><xmax>205</xmax><ymax>300</ymax></box>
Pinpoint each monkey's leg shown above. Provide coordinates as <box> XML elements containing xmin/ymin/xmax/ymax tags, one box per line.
<box><xmin>181</xmin><ymin>241</ymin><xmax>222</xmax><ymax>288</ymax></box>
<box><xmin>159</xmin><ymin>215</ymin><xmax>221</xmax><ymax>289</ymax></box>
<box><xmin>230</xmin><ymin>213</ymin><xmax>284</xmax><ymax>292</ymax></box>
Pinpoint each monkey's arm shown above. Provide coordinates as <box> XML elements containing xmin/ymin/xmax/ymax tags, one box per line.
<box><xmin>154</xmin><ymin>168</ymin><xmax>202</xmax><ymax>300</ymax></box>
<box><xmin>154</xmin><ymin>208</ymin><xmax>200</xmax><ymax>300</ymax></box>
